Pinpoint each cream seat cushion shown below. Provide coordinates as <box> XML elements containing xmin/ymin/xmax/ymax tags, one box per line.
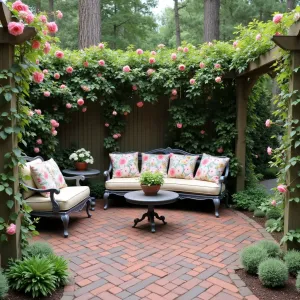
<box><xmin>105</xmin><ymin>178</ymin><xmax>224</xmax><ymax>195</ymax></box>
<box><xmin>26</xmin><ymin>186</ymin><xmax>90</xmax><ymax>211</ymax></box>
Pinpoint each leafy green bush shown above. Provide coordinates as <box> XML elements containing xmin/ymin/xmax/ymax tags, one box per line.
<box><xmin>265</xmin><ymin>218</ymin><xmax>283</xmax><ymax>233</ymax></box>
<box><xmin>256</xmin><ymin>240</ymin><xmax>282</xmax><ymax>258</ymax></box>
<box><xmin>89</xmin><ymin>182</ymin><xmax>105</xmax><ymax>199</ymax></box>
<box><xmin>23</xmin><ymin>241</ymin><xmax>54</xmax><ymax>258</ymax></box>
<box><xmin>254</xmin><ymin>209</ymin><xmax>266</xmax><ymax>218</ymax></box>
<box><xmin>240</xmin><ymin>245</ymin><xmax>268</xmax><ymax>274</ymax></box>
<box><xmin>140</xmin><ymin>172</ymin><xmax>164</xmax><ymax>186</ymax></box>
<box><xmin>248</xmin><ymin>204</ymin><xmax>256</xmax><ymax>212</ymax></box>
<box><xmin>6</xmin><ymin>256</ymin><xmax>57</xmax><ymax>298</ymax></box>
<box><xmin>262</xmin><ymin>167</ymin><xmax>278</xmax><ymax>180</ymax></box>
<box><xmin>258</xmin><ymin>258</ymin><xmax>288</xmax><ymax>288</ymax></box>
<box><xmin>266</xmin><ymin>208</ymin><xmax>282</xmax><ymax>220</ymax></box>
<box><xmin>49</xmin><ymin>255</ymin><xmax>69</xmax><ymax>287</ymax></box>
<box><xmin>52</xmin><ymin>145</ymin><xmax>77</xmax><ymax>170</ymax></box>
<box><xmin>265</xmin><ymin>219</ymin><xmax>276</xmax><ymax>229</ymax></box>
<box><xmin>296</xmin><ymin>272</ymin><xmax>300</xmax><ymax>291</ymax></box>
<box><xmin>284</xmin><ymin>250</ymin><xmax>300</xmax><ymax>276</ymax></box>
<box><xmin>0</xmin><ymin>270</ymin><xmax>8</xmax><ymax>299</ymax></box>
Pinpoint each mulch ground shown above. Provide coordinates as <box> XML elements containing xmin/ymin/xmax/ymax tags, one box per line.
<box><xmin>5</xmin><ymin>287</ymin><xmax>64</xmax><ymax>300</ymax></box>
<box><xmin>237</xmin><ymin>269</ymin><xmax>300</xmax><ymax>300</ymax></box>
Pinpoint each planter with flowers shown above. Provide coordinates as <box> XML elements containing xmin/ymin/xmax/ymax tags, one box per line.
<box><xmin>69</xmin><ymin>148</ymin><xmax>94</xmax><ymax>171</ymax></box>
<box><xmin>140</xmin><ymin>172</ymin><xmax>164</xmax><ymax>196</ymax></box>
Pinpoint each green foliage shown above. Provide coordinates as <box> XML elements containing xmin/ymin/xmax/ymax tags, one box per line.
<box><xmin>254</xmin><ymin>209</ymin><xmax>266</xmax><ymax>218</ymax></box>
<box><xmin>89</xmin><ymin>182</ymin><xmax>105</xmax><ymax>199</ymax></box>
<box><xmin>49</xmin><ymin>255</ymin><xmax>69</xmax><ymax>287</ymax></box>
<box><xmin>265</xmin><ymin>218</ymin><xmax>283</xmax><ymax>233</ymax></box>
<box><xmin>284</xmin><ymin>250</ymin><xmax>300</xmax><ymax>276</ymax></box>
<box><xmin>266</xmin><ymin>208</ymin><xmax>282</xmax><ymax>220</ymax></box>
<box><xmin>258</xmin><ymin>258</ymin><xmax>288</xmax><ymax>288</ymax></box>
<box><xmin>140</xmin><ymin>172</ymin><xmax>164</xmax><ymax>186</ymax></box>
<box><xmin>240</xmin><ymin>245</ymin><xmax>268</xmax><ymax>275</ymax></box>
<box><xmin>0</xmin><ymin>270</ymin><xmax>8</xmax><ymax>299</ymax></box>
<box><xmin>248</xmin><ymin>204</ymin><xmax>256</xmax><ymax>212</ymax></box>
<box><xmin>263</xmin><ymin>167</ymin><xmax>279</xmax><ymax>180</ymax></box>
<box><xmin>52</xmin><ymin>145</ymin><xmax>77</xmax><ymax>170</ymax></box>
<box><xmin>23</xmin><ymin>241</ymin><xmax>54</xmax><ymax>258</ymax></box>
<box><xmin>296</xmin><ymin>272</ymin><xmax>300</xmax><ymax>292</ymax></box>
<box><xmin>256</xmin><ymin>240</ymin><xmax>282</xmax><ymax>258</ymax></box>
<box><xmin>281</xmin><ymin>230</ymin><xmax>300</xmax><ymax>245</ymax></box>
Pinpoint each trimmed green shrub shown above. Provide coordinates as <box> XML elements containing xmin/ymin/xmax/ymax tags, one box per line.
<box><xmin>23</xmin><ymin>241</ymin><xmax>54</xmax><ymax>258</ymax></box>
<box><xmin>296</xmin><ymin>272</ymin><xmax>300</xmax><ymax>291</ymax></box>
<box><xmin>265</xmin><ymin>219</ymin><xmax>276</xmax><ymax>229</ymax></box>
<box><xmin>89</xmin><ymin>182</ymin><xmax>105</xmax><ymax>199</ymax></box>
<box><xmin>254</xmin><ymin>209</ymin><xmax>266</xmax><ymax>218</ymax></box>
<box><xmin>256</xmin><ymin>240</ymin><xmax>282</xmax><ymax>258</ymax></box>
<box><xmin>0</xmin><ymin>270</ymin><xmax>8</xmax><ymax>299</ymax></box>
<box><xmin>49</xmin><ymin>255</ymin><xmax>69</xmax><ymax>287</ymax></box>
<box><xmin>284</xmin><ymin>250</ymin><xmax>300</xmax><ymax>276</ymax></box>
<box><xmin>6</xmin><ymin>256</ymin><xmax>57</xmax><ymax>298</ymax></box>
<box><xmin>240</xmin><ymin>245</ymin><xmax>268</xmax><ymax>274</ymax></box>
<box><xmin>266</xmin><ymin>208</ymin><xmax>282</xmax><ymax>220</ymax></box>
<box><xmin>248</xmin><ymin>204</ymin><xmax>256</xmax><ymax>212</ymax></box>
<box><xmin>258</xmin><ymin>258</ymin><xmax>288</xmax><ymax>288</ymax></box>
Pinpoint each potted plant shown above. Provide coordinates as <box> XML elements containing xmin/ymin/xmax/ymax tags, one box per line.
<box><xmin>140</xmin><ymin>171</ymin><xmax>164</xmax><ymax>196</ymax></box>
<box><xmin>69</xmin><ymin>148</ymin><xmax>94</xmax><ymax>171</ymax></box>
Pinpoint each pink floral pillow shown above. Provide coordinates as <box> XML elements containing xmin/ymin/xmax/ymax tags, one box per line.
<box><xmin>141</xmin><ymin>153</ymin><xmax>169</xmax><ymax>176</ymax></box>
<box><xmin>109</xmin><ymin>152</ymin><xmax>140</xmax><ymax>178</ymax></box>
<box><xmin>30</xmin><ymin>163</ymin><xmax>57</xmax><ymax>197</ymax></box>
<box><xmin>195</xmin><ymin>153</ymin><xmax>229</xmax><ymax>183</ymax></box>
<box><xmin>44</xmin><ymin>158</ymin><xmax>67</xmax><ymax>189</ymax></box>
<box><xmin>167</xmin><ymin>154</ymin><xmax>199</xmax><ymax>179</ymax></box>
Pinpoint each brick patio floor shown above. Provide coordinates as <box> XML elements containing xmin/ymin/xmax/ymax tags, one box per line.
<box><xmin>33</xmin><ymin>200</ymin><xmax>270</xmax><ymax>300</ymax></box>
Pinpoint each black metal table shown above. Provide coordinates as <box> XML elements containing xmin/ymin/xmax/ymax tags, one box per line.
<box><xmin>62</xmin><ymin>168</ymin><xmax>101</xmax><ymax>211</ymax></box>
<box><xmin>124</xmin><ymin>190</ymin><xmax>179</xmax><ymax>233</ymax></box>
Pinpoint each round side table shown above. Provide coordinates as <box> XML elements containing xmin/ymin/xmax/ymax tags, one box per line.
<box><xmin>62</xmin><ymin>168</ymin><xmax>101</xmax><ymax>211</ymax></box>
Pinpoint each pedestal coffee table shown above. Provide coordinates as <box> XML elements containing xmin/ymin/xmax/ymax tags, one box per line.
<box><xmin>124</xmin><ymin>190</ymin><xmax>179</xmax><ymax>233</ymax></box>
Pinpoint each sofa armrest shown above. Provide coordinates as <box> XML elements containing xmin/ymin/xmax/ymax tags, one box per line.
<box><xmin>64</xmin><ymin>175</ymin><xmax>85</xmax><ymax>187</ymax></box>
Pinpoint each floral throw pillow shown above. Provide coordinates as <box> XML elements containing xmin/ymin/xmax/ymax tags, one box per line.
<box><xmin>44</xmin><ymin>158</ymin><xmax>67</xmax><ymax>189</ymax></box>
<box><xmin>109</xmin><ymin>152</ymin><xmax>140</xmax><ymax>178</ymax></box>
<box><xmin>141</xmin><ymin>153</ymin><xmax>169</xmax><ymax>176</ymax></box>
<box><xmin>30</xmin><ymin>163</ymin><xmax>57</xmax><ymax>197</ymax></box>
<box><xmin>167</xmin><ymin>154</ymin><xmax>199</xmax><ymax>179</ymax></box>
<box><xmin>195</xmin><ymin>153</ymin><xmax>229</xmax><ymax>183</ymax></box>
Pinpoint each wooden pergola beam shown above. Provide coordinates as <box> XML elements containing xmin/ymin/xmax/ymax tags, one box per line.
<box><xmin>272</xmin><ymin>36</ymin><xmax>300</xmax><ymax>51</ymax></box>
<box><xmin>0</xmin><ymin>28</ymin><xmax>36</xmax><ymax>44</ymax></box>
<box><xmin>0</xmin><ymin>0</ymin><xmax>12</xmax><ymax>27</ymax></box>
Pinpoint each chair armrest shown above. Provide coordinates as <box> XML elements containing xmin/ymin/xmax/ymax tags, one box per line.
<box><xmin>64</xmin><ymin>175</ymin><xmax>85</xmax><ymax>186</ymax></box>
<box><xmin>104</xmin><ymin>169</ymin><xmax>111</xmax><ymax>181</ymax></box>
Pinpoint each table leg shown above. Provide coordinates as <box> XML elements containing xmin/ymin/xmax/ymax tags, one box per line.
<box><xmin>133</xmin><ymin>212</ymin><xmax>148</xmax><ymax>228</ymax></box>
<box><xmin>148</xmin><ymin>206</ymin><xmax>156</xmax><ymax>233</ymax></box>
<box><xmin>154</xmin><ymin>212</ymin><xmax>167</xmax><ymax>225</ymax></box>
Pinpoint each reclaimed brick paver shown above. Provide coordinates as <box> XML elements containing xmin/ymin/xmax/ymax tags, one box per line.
<box><xmin>33</xmin><ymin>200</ymin><xmax>271</xmax><ymax>299</ymax></box>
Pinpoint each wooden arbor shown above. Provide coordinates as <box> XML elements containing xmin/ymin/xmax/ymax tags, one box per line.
<box><xmin>0</xmin><ymin>0</ymin><xmax>36</xmax><ymax>265</ymax></box>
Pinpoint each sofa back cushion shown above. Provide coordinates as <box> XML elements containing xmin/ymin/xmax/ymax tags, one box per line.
<box><xmin>44</xmin><ymin>158</ymin><xmax>67</xmax><ymax>189</ymax></box>
<box><xmin>167</xmin><ymin>154</ymin><xmax>199</xmax><ymax>179</ymax></box>
<box><xmin>141</xmin><ymin>153</ymin><xmax>169</xmax><ymax>176</ymax></box>
<box><xmin>195</xmin><ymin>153</ymin><xmax>229</xmax><ymax>183</ymax></box>
<box><xmin>19</xmin><ymin>158</ymin><xmax>43</xmax><ymax>199</ymax></box>
<box><xmin>109</xmin><ymin>152</ymin><xmax>140</xmax><ymax>178</ymax></box>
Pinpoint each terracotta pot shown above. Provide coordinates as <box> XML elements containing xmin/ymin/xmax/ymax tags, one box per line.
<box><xmin>75</xmin><ymin>162</ymin><xmax>88</xmax><ymax>171</ymax></box>
<box><xmin>141</xmin><ymin>184</ymin><xmax>161</xmax><ymax>196</ymax></box>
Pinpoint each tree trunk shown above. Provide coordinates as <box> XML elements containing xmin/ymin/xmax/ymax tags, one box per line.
<box><xmin>204</xmin><ymin>0</ymin><xmax>220</xmax><ymax>42</ymax></box>
<box><xmin>79</xmin><ymin>0</ymin><xmax>101</xmax><ymax>49</ymax></box>
<box><xmin>174</xmin><ymin>0</ymin><xmax>181</xmax><ymax>47</ymax></box>
<box><xmin>48</xmin><ymin>0</ymin><xmax>54</xmax><ymax>21</ymax></box>
<box><xmin>36</xmin><ymin>0</ymin><xmax>41</xmax><ymax>13</ymax></box>
<box><xmin>287</xmin><ymin>0</ymin><xmax>296</xmax><ymax>11</ymax></box>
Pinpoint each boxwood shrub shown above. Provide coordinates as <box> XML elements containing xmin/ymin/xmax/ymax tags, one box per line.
<box><xmin>256</xmin><ymin>240</ymin><xmax>282</xmax><ymax>258</ymax></box>
<box><xmin>284</xmin><ymin>250</ymin><xmax>300</xmax><ymax>276</ymax></box>
<box><xmin>240</xmin><ymin>245</ymin><xmax>268</xmax><ymax>274</ymax></box>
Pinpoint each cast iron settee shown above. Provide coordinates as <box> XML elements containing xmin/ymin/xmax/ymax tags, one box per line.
<box><xmin>21</xmin><ymin>156</ymin><xmax>94</xmax><ymax>237</ymax></box>
<box><xmin>103</xmin><ymin>147</ymin><xmax>229</xmax><ymax>217</ymax></box>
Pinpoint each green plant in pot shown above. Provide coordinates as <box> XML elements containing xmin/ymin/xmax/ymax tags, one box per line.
<box><xmin>69</xmin><ymin>148</ymin><xmax>94</xmax><ymax>171</ymax></box>
<box><xmin>140</xmin><ymin>172</ymin><xmax>164</xmax><ymax>196</ymax></box>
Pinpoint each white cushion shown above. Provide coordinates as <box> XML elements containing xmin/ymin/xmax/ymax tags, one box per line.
<box><xmin>105</xmin><ymin>178</ymin><xmax>224</xmax><ymax>195</ymax></box>
<box><xmin>26</xmin><ymin>186</ymin><xmax>90</xmax><ymax>211</ymax></box>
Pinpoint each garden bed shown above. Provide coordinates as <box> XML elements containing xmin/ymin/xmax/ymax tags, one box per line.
<box><xmin>5</xmin><ymin>287</ymin><xmax>64</xmax><ymax>300</ymax></box>
<box><xmin>236</xmin><ymin>269</ymin><xmax>300</xmax><ymax>300</ymax></box>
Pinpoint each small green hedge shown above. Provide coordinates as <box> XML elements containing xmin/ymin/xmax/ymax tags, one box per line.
<box><xmin>284</xmin><ymin>250</ymin><xmax>300</xmax><ymax>276</ymax></box>
<box><xmin>23</xmin><ymin>241</ymin><xmax>54</xmax><ymax>258</ymax></box>
<box><xmin>265</xmin><ymin>219</ymin><xmax>276</xmax><ymax>229</ymax></box>
<box><xmin>256</xmin><ymin>240</ymin><xmax>281</xmax><ymax>258</ymax></box>
<box><xmin>254</xmin><ymin>209</ymin><xmax>266</xmax><ymax>218</ymax></box>
<box><xmin>266</xmin><ymin>208</ymin><xmax>281</xmax><ymax>220</ymax></box>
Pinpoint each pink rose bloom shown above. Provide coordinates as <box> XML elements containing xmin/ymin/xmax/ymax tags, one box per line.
<box><xmin>113</xmin><ymin>134</ymin><xmax>119</xmax><ymax>139</ymax></box>
<box><xmin>171</xmin><ymin>89</ymin><xmax>177</xmax><ymax>96</ymax></box>
<box><xmin>233</xmin><ymin>41</ymin><xmax>238</xmax><ymax>48</ymax></box>
<box><xmin>43</xmin><ymin>30</ymin><xmax>48</xmax><ymax>35</ymax></box>
<box><xmin>137</xmin><ymin>101</ymin><xmax>144</xmax><ymax>108</ymax></box>
<box><xmin>215</xmin><ymin>76</ymin><xmax>222</xmax><ymax>83</ymax></box>
<box><xmin>43</xmin><ymin>69</ymin><xmax>48</xmax><ymax>74</ymax></box>
<box><xmin>35</xmin><ymin>109</ymin><xmax>41</xmax><ymax>115</ymax></box>
<box><xmin>275</xmin><ymin>32</ymin><xmax>282</xmax><ymax>36</ymax></box>
<box><xmin>44</xmin><ymin>91</ymin><xmax>50</xmax><ymax>97</ymax></box>
<box><xmin>28</xmin><ymin>110</ymin><xmax>34</xmax><ymax>117</ymax></box>
<box><xmin>149</xmin><ymin>57</ymin><xmax>156</xmax><ymax>64</ymax></box>
<box><xmin>273</xmin><ymin>14</ymin><xmax>283</xmax><ymax>24</ymax></box>
<box><xmin>83</xmin><ymin>61</ymin><xmax>89</xmax><ymax>67</ymax></box>
<box><xmin>52</xmin><ymin>130</ymin><xmax>57</xmax><ymax>136</ymax></box>
<box><xmin>183</xmin><ymin>47</ymin><xmax>189</xmax><ymax>53</ymax></box>
<box><xmin>56</xmin><ymin>10</ymin><xmax>63</xmax><ymax>19</ymax></box>
<box><xmin>98</xmin><ymin>60</ymin><xmax>105</xmax><ymax>66</ymax></box>
<box><xmin>36</xmin><ymin>138</ymin><xmax>42</xmax><ymax>145</ymax></box>
<box><xmin>12</xmin><ymin>1</ymin><xmax>28</xmax><ymax>12</ymax></box>
<box><xmin>132</xmin><ymin>85</ymin><xmax>138</xmax><ymax>91</ymax></box>
<box><xmin>97</xmin><ymin>73</ymin><xmax>102</xmax><ymax>77</ymax></box>
<box><xmin>267</xmin><ymin>146</ymin><xmax>272</xmax><ymax>155</ymax></box>
<box><xmin>112</xmin><ymin>111</ymin><xmax>117</xmax><ymax>115</ymax></box>
<box><xmin>99</xmin><ymin>43</ymin><xmax>105</xmax><ymax>49</ymax></box>
<box><xmin>66</xmin><ymin>103</ymin><xmax>72</xmax><ymax>109</ymax></box>
<box><xmin>124</xmin><ymin>112</ymin><xmax>128</xmax><ymax>116</ymax></box>
<box><xmin>53</xmin><ymin>73</ymin><xmax>60</xmax><ymax>80</ymax></box>
<box><xmin>171</xmin><ymin>53</ymin><xmax>177</xmax><ymax>60</ymax></box>
<box><xmin>33</xmin><ymin>72</ymin><xmax>44</xmax><ymax>84</ymax></box>
<box><xmin>39</xmin><ymin>15</ymin><xmax>47</xmax><ymax>23</ymax></box>
<box><xmin>199</xmin><ymin>62</ymin><xmax>205</xmax><ymax>69</ymax></box>
<box><xmin>265</xmin><ymin>119</ymin><xmax>272</xmax><ymax>127</ymax></box>
<box><xmin>200</xmin><ymin>130</ymin><xmax>205</xmax><ymax>135</ymax></box>
<box><xmin>178</xmin><ymin>64</ymin><xmax>186</xmax><ymax>71</ymax></box>
<box><xmin>190</xmin><ymin>78</ymin><xmax>196</xmax><ymax>85</ymax></box>
<box><xmin>34</xmin><ymin>147</ymin><xmax>40</xmax><ymax>153</ymax></box>
<box><xmin>123</xmin><ymin>65</ymin><xmax>131</xmax><ymax>72</ymax></box>
<box><xmin>136</xmin><ymin>48</ymin><xmax>144</xmax><ymax>55</ymax></box>
<box><xmin>271</xmin><ymin>200</ymin><xmax>277</xmax><ymax>207</ymax></box>
<box><xmin>256</xmin><ymin>34</ymin><xmax>262</xmax><ymax>41</ymax></box>
<box><xmin>151</xmin><ymin>51</ymin><xmax>157</xmax><ymax>55</ymax></box>
<box><xmin>55</xmin><ymin>51</ymin><xmax>64</xmax><ymax>59</ymax></box>
<box><xmin>82</xmin><ymin>107</ymin><xmax>87</xmax><ymax>112</ymax></box>
<box><xmin>47</xmin><ymin>22</ymin><xmax>58</xmax><ymax>33</ymax></box>
<box><xmin>60</xmin><ymin>84</ymin><xmax>66</xmax><ymax>89</ymax></box>
<box><xmin>177</xmin><ymin>123</ymin><xmax>182</xmax><ymax>129</ymax></box>
<box><xmin>214</xmin><ymin>63</ymin><xmax>221</xmax><ymax>69</ymax></box>
<box><xmin>66</xmin><ymin>66</ymin><xmax>73</xmax><ymax>73</ymax></box>
<box><xmin>277</xmin><ymin>184</ymin><xmax>287</xmax><ymax>193</ymax></box>
<box><xmin>25</xmin><ymin>12</ymin><xmax>34</xmax><ymax>24</ymax></box>
<box><xmin>217</xmin><ymin>147</ymin><xmax>224</xmax><ymax>153</ymax></box>
<box><xmin>44</xmin><ymin>42</ymin><xmax>51</xmax><ymax>54</ymax></box>
<box><xmin>147</xmin><ymin>68</ymin><xmax>155</xmax><ymax>76</ymax></box>
<box><xmin>117</xmin><ymin>133</ymin><xmax>121</xmax><ymax>137</ymax></box>
<box><xmin>8</xmin><ymin>22</ymin><xmax>24</xmax><ymax>36</ymax></box>
<box><xmin>157</xmin><ymin>44</ymin><xmax>165</xmax><ymax>48</ymax></box>
<box><xmin>105</xmin><ymin>123</ymin><xmax>109</xmax><ymax>127</ymax></box>
<box><xmin>6</xmin><ymin>223</ymin><xmax>16</xmax><ymax>235</ymax></box>
<box><xmin>50</xmin><ymin>119</ymin><xmax>57</xmax><ymax>126</ymax></box>
<box><xmin>177</xmin><ymin>47</ymin><xmax>183</xmax><ymax>51</ymax></box>
<box><xmin>77</xmin><ymin>99</ymin><xmax>84</xmax><ymax>106</ymax></box>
